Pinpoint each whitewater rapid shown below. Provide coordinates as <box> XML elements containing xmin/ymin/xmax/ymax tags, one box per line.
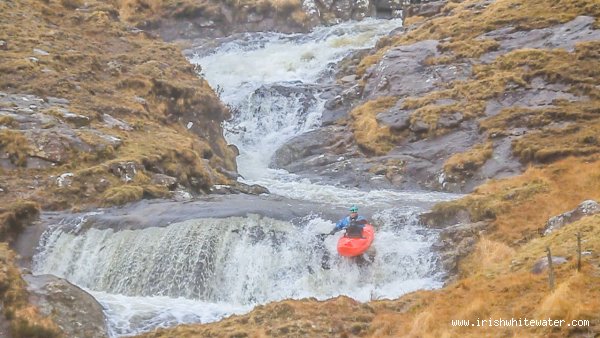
<box><xmin>32</xmin><ymin>18</ymin><xmax>460</xmax><ymax>337</ymax></box>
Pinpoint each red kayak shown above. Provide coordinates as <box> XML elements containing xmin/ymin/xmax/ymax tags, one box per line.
<box><xmin>337</xmin><ymin>224</ymin><xmax>375</xmax><ymax>257</ymax></box>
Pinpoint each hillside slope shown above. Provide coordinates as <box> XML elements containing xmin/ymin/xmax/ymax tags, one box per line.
<box><xmin>1</xmin><ymin>0</ymin><xmax>240</xmax><ymax>335</ymax></box>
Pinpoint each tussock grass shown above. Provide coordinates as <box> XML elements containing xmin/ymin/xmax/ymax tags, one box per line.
<box><xmin>0</xmin><ymin>130</ymin><xmax>30</xmax><ymax>167</ymax></box>
<box><xmin>444</xmin><ymin>142</ymin><xmax>493</xmax><ymax>176</ymax></box>
<box><xmin>0</xmin><ymin>244</ymin><xmax>62</xmax><ymax>338</ymax></box>
<box><xmin>373</xmin><ymin>214</ymin><xmax>600</xmax><ymax>338</ymax></box>
<box><xmin>349</xmin><ymin>97</ymin><xmax>398</xmax><ymax>155</ymax></box>
<box><xmin>101</xmin><ymin>185</ymin><xmax>144</xmax><ymax>206</ymax></box>
<box><xmin>0</xmin><ymin>116</ymin><xmax>17</xmax><ymax>127</ymax></box>
<box><xmin>0</xmin><ymin>200</ymin><xmax>39</xmax><ymax>242</ymax></box>
<box><xmin>0</xmin><ymin>0</ymin><xmax>239</xmax><ymax>211</ymax></box>
<box><xmin>433</xmin><ymin>157</ymin><xmax>600</xmax><ymax>244</ymax></box>
<box><xmin>459</xmin><ymin>237</ymin><xmax>516</xmax><ymax>277</ymax></box>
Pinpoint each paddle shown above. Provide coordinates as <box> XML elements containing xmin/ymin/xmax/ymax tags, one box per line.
<box><xmin>315</xmin><ymin>233</ymin><xmax>331</xmax><ymax>241</ymax></box>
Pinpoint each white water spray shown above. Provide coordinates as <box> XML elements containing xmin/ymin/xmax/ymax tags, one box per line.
<box><xmin>32</xmin><ymin>18</ymin><xmax>461</xmax><ymax>337</ymax></box>
<box><xmin>190</xmin><ymin>18</ymin><xmax>403</xmax><ymax>182</ymax></box>
<box><xmin>35</xmin><ymin>209</ymin><xmax>444</xmax><ymax>336</ymax></box>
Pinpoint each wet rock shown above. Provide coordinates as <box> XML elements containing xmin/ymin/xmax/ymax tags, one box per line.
<box><xmin>23</xmin><ymin>274</ymin><xmax>109</xmax><ymax>338</ymax></box>
<box><xmin>376</xmin><ymin>107</ymin><xmax>411</xmax><ymax>131</ymax></box>
<box><xmin>373</xmin><ymin>0</ymin><xmax>403</xmax><ymax>18</ymax></box>
<box><xmin>271</xmin><ymin>126</ymin><xmax>352</xmax><ymax>169</ymax></box>
<box><xmin>421</xmin><ymin>208</ymin><xmax>472</xmax><ymax>229</ymax></box>
<box><xmin>362</xmin><ymin>40</ymin><xmax>471</xmax><ymax>100</ymax></box>
<box><xmin>352</xmin><ymin>0</ymin><xmax>372</xmax><ymax>20</ymax></box>
<box><xmin>331</xmin><ymin>0</ymin><xmax>354</xmax><ymax>21</ymax></box>
<box><xmin>543</xmin><ymin>200</ymin><xmax>600</xmax><ymax>235</ymax></box>
<box><xmin>233</xmin><ymin>181</ymin><xmax>270</xmax><ymax>195</ymax></box>
<box><xmin>531</xmin><ymin>256</ymin><xmax>568</xmax><ymax>274</ymax></box>
<box><xmin>151</xmin><ymin>173</ymin><xmax>178</xmax><ymax>189</ymax></box>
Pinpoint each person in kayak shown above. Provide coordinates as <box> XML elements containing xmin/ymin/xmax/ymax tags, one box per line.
<box><xmin>329</xmin><ymin>205</ymin><xmax>368</xmax><ymax>238</ymax></box>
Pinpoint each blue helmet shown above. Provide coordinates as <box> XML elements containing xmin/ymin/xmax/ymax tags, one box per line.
<box><xmin>349</xmin><ymin>205</ymin><xmax>358</xmax><ymax>213</ymax></box>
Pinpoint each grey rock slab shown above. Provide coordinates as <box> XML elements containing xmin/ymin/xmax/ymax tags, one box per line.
<box><xmin>363</xmin><ymin>40</ymin><xmax>471</xmax><ymax>101</ymax></box>
<box><xmin>543</xmin><ymin>200</ymin><xmax>600</xmax><ymax>235</ymax></box>
<box><xmin>480</xmin><ymin>16</ymin><xmax>600</xmax><ymax>62</ymax></box>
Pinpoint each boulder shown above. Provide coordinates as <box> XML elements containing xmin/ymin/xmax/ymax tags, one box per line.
<box><xmin>436</xmin><ymin>112</ymin><xmax>463</xmax><ymax>129</ymax></box>
<box><xmin>151</xmin><ymin>173</ymin><xmax>178</xmax><ymax>189</ymax></box>
<box><xmin>531</xmin><ymin>256</ymin><xmax>568</xmax><ymax>274</ymax></box>
<box><xmin>376</xmin><ymin>104</ymin><xmax>412</xmax><ymax>131</ymax></box>
<box><xmin>23</xmin><ymin>274</ymin><xmax>109</xmax><ymax>338</ymax></box>
<box><xmin>26</xmin><ymin>129</ymin><xmax>91</xmax><ymax>164</ymax></box>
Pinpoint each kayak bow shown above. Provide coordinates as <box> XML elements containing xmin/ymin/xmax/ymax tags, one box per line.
<box><xmin>337</xmin><ymin>224</ymin><xmax>374</xmax><ymax>257</ymax></box>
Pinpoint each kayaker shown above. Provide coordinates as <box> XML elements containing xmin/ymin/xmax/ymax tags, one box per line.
<box><xmin>329</xmin><ymin>205</ymin><xmax>368</xmax><ymax>238</ymax></box>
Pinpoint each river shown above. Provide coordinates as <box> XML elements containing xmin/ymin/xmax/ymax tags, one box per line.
<box><xmin>32</xmin><ymin>18</ymin><xmax>459</xmax><ymax>337</ymax></box>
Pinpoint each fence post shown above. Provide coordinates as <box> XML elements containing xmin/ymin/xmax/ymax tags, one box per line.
<box><xmin>546</xmin><ymin>246</ymin><xmax>555</xmax><ymax>290</ymax></box>
<box><xmin>577</xmin><ymin>232</ymin><xmax>582</xmax><ymax>272</ymax></box>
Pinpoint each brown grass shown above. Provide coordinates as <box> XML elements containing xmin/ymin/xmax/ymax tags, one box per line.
<box><xmin>432</xmin><ymin>157</ymin><xmax>600</xmax><ymax>244</ymax></box>
<box><xmin>357</xmin><ymin>0</ymin><xmax>600</xmax><ymax>76</ymax></box>
<box><xmin>443</xmin><ymin>142</ymin><xmax>493</xmax><ymax>182</ymax></box>
<box><xmin>0</xmin><ymin>244</ymin><xmax>63</xmax><ymax>337</ymax></box>
<box><xmin>0</xmin><ymin>130</ymin><xmax>30</xmax><ymax>167</ymax></box>
<box><xmin>0</xmin><ymin>200</ymin><xmax>39</xmax><ymax>242</ymax></box>
<box><xmin>0</xmin><ymin>0</ymin><xmax>238</xmax><ymax>211</ymax></box>
<box><xmin>0</xmin><ymin>115</ymin><xmax>17</xmax><ymax>127</ymax></box>
<box><xmin>349</xmin><ymin>97</ymin><xmax>399</xmax><ymax>155</ymax></box>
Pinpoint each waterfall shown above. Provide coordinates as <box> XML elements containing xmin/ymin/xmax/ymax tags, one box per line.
<box><xmin>34</xmin><ymin>208</ymin><xmax>445</xmax><ymax>336</ymax></box>
<box><xmin>32</xmin><ymin>17</ymin><xmax>461</xmax><ymax>337</ymax></box>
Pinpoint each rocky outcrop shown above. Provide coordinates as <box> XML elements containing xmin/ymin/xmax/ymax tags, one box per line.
<box><xmin>273</xmin><ymin>14</ymin><xmax>600</xmax><ymax>193</ymax></box>
<box><xmin>434</xmin><ymin>221</ymin><xmax>491</xmax><ymax>280</ymax></box>
<box><xmin>0</xmin><ymin>0</ymin><xmax>252</xmax><ymax>210</ymax></box>
<box><xmin>543</xmin><ymin>200</ymin><xmax>600</xmax><ymax>235</ymax></box>
<box><xmin>133</xmin><ymin>0</ymin><xmax>444</xmax><ymax>42</ymax></box>
<box><xmin>23</xmin><ymin>274</ymin><xmax>109</xmax><ymax>338</ymax></box>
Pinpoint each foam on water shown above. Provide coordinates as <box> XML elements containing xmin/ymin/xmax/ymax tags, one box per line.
<box><xmin>32</xmin><ymin>18</ymin><xmax>462</xmax><ymax>337</ymax></box>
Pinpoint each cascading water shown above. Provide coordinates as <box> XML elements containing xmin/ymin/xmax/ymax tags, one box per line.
<box><xmin>32</xmin><ymin>18</ymin><xmax>460</xmax><ymax>337</ymax></box>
